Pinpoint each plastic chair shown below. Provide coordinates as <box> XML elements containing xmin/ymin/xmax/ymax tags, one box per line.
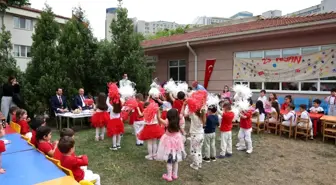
<box><xmin>11</xmin><ymin>122</ymin><xmax>21</xmax><ymax>134</ymax></box>
<box><xmin>27</xmin><ymin>141</ymin><xmax>36</xmax><ymax>148</ymax></box>
<box><xmin>46</xmin><ymin>155</ymin><xmax>60</xmax><ymax>165</ymax></box>
<box><xmin>79</xmin><ymin>180</ymin><xmax>94</xmax><ymax>185</ymax></box>
<box><xmin>21</xmin><ymin>135</ymin><xmax>29</xmax><ymax>141</ymax></box>
<box><xmin>57</xmin><ymin>163</ymin><xmax>74</xmax><ymax>178</ymax></box>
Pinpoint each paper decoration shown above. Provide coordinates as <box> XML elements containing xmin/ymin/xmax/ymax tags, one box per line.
<box><xmin>233</xmin><ymin>48</ymin><xmax>336</xmax><ymax>81</ymax></box>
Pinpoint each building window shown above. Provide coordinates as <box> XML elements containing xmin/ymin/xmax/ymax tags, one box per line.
<box><xmin>282</xmin><ymin>48</ymin><xmax>300</xmax><ymax>57</ymax></box>
<box><xmin>169</xmin><ymin>60</ymin><xmax>186</xmax><ymax>81</ymax></box>
<box><xmin>249</xmin><ymin>82</ymin><xmax>262</xmax><ymax>90</ymax></box>
<box><xmin>302</xmin><ymin>46</ymin><xmax>319</xmax><ymax>54</ymax></box>
<box><xmin>250</xmin><ymin>51</ymin><xmax>263</xmax><ymax>58</ymax></box>
<box><xmin>265</xmin><ymin>82</ymin><xmax>280</xmax><ymax>90</ymax></box>
<box><xmin>13</xmin><ymin>45</ymin><xmax>31</xmax><ymax>58</ymax></box>
<box><xmin>265</xmin><ymin>49</ymin><xmax>280</xmax><ymax>58</ymax></box>
<box><xmin>235</xmin><ymin>52</ymin><xmax>249</xmax><ymax>58</ymax></box>
<box><xmin>14</xmin><ymin>17</ymin><xmax>33</xmax><ymax>30</ymax></box>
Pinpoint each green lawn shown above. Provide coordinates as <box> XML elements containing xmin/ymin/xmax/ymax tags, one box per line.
<box><xmin>51</xmin><ymin>122</ymin><xmax>336</xmax><ymax>185</ymax></box>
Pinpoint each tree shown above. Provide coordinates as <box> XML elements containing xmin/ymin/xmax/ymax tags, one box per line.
<box><xmin>24</xmin><ymin>4</ymin><xmax>71</xmax><ymax>114</ymax></box>
<box><xmin>57</xmin><ymin>7</ymin><xmax>99</xmax><ymax>96</ymax></box>
<box><xmin>110</xmin><ymin>0</ymin><xmax>151</xmax><ymax>93</ymax></box>
<box><xmin>145</xmin><ymin>25</ymin><xmax>188</xmax><ymax>40</ymax></box>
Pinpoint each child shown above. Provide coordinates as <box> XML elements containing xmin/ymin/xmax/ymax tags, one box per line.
<box><xmin>138</xmin><ymin>102</ymin><xmax>164</xmax><ymax>160</ymax></box>
<box><xmin>222</xmin><ymin>85</ymin><xmax>231</xmax><ymax>99</ymax></box>
<box><xmin>17</xmin><ymin>109</ymin><xmax>32</xmax><ymax>139</ymax></box>
<box><xmin>252</xmin><ymin>100</ymin><xmax>265</xmax><ymax>123</ymax></box>
<box><xmin>171</xmin><ymin>92</ymin><xmax>186</xmax><ymax>138</ymax></box>
<box><xmin>281</xmin><ymin>104</ymin><xmax>296</xmax><ymax>127</ymax></box>
<box><xmin>298</xmin><ymin>104</ymin><xmax>313</xmax><ymax>140</ymax></box>
<box><xmin>157</xmin><ymin>108</ymin><xmax>185</xmax><ymax>182</ymax></box>
<box><xmin>54</xmin><ymin>128</ymin><xmax>75</xmax><ymax>160</ymax></box>
<box><xmin>9</xmin><ymin>106</ymin><xmax>19</xmax><ymax>123</ymax></box>
<box><xmin>182</xmin><ymin>101</ymin><xmax>206</xmax><ymax>170</ymax></box>
<box><xmin>203</xmin><ymin>105</ymin><xmax>219</xmax><ymax>162</ymax></box>
<box><xmin>36</xmin><ymin>126</ymin><xmax>58</xmax><ymax>157</ymax></box>
<box><xmin>309</xmin><ymin>99</ymin><xmax>324</xmax><ymax>114</ymax></box>
<box><xmin>133</xmin><ymin>93</ymin><xmax>145</xmax><ymax>146</ymax></box>
<box><xmin>257</xmin><ymin>90</ymin><xmax>267</xmax><ymax>107</ymax></box>
<box><xmin>218</xmin><ymin>102</ymin><xmax>235</xmax><ymax>158</ymax></box>
<box><xmin>269</xmin><ymin>101</ymin><xmax>280</xmax><ymax>123</ymax></box>
<box><xmin>30</xmin><ymin>115</ymin><xmax>47</xmax><ymax>147</ymax></box>
<box><xmin>91</xmin><ymin>93</ymin><xmax>110</xmax><ymax>141</ymax></box>
<box><xmin>0</xmin><ymin>124</ymin><xmax>10</xmax><ymax>174</ymax></box>
<box><xmin>268</xmin><ymin>93</ymin><xmax>278</xmax><ymax>104</ymax></box>
<box><xmin>324</xmin><ymin>88</ymin><xmax>336</xmax><ymax>116</ymax></box>
<box><xmin>236</xmin><ymin>109</ymin><xmax>253</xmax><ymax>154</ymax></box>
<box><xmin>58</xmin><ymin>136</ymin><xmax>101</xmax><ymax>185</ymax></box>
<box><xmin>107</xmin><ymin>99</ymin><xmax>124</xmax><ymax>151</ymax></box>
<box><xmin>281</xmin><ymin>95</ymin><xmax>292</xmax><ymax>111</ymax></box>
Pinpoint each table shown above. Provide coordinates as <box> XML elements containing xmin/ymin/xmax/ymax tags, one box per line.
<box><xmin>1</xmin><ymin>133</ymin><xmax>34</xmax><ymax>155</ymax></box>
<box><xmin>56</xmin><ymin>111</ymin><xmax>93</xmax><ymax>129</ymax></box>
<box><xmin>320</xmin><ymin>115</ymin><xmax>336</xmax><ymax>144</ymax></box>
<box><xmin>0</xmin><ymin>150</ymin><xmax>66</xmax><ymax>185</ymax></box>
<box><xmin>35</xmin><ymin>176</ymin><xmax>80</xmax><ymax>185</ymax></box>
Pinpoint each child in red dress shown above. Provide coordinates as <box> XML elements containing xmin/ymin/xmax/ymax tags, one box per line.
<box><xmin>281</xmin><ymin>95</ymin><xmax>292</xmax><ymax>111</ymax></box>
<box><xmin>138</xmin><ymin>102</ymin><xmax>164</xmax><ymax>160</ymax></box>
<box><xmin>58</xmin><ymin>136</ymin><xmax>101</xmax><ymax>185</ymax></box>
<box><xmin>91</xmin><ymin>93</ymin><xmax>110</xmax><ymax>141</ymax></box>
<box><xmin>0</xmin><ymin>124</ymin><xmax>11</xmax><ymax>174</ymax></box>
<box><xmin>236</xmin><ymin>110</ymin><xmax>253</xmax><ymax>154</ymax></box>
<box><xmin>171</xmin><ymin>92</ymin><xmax>186</xmax><ymax>137</ymax></box>
<box><xmin>16</xmin><ymin>109</ymin><xmax>32</xmax><ymax>139</ymax></box>
<box><xmin>9</xmin><ymin>106</ymin><xmax>19</xmax><ymax>123</ymax></box>
<box><xmin>30</xmin><ymin>115</ymin><xmax>46</xmax><ymax>147</ymax></box>
<box><xmin>54</xmin><ymin>128</ymin><xmax>75</xmax><ymax>160</ymax></box>
<box><xmin>107</xmin><ymin>99</ymin><xmax>124</xmax><ymax>151</ymax></box>
<box><xmin>36</xmin><ymin>126</ymin><xmax>58</xmax><ymax>157</ymax></box>
<box><xmin>133</xmin><ymin>93</ymin><xmax>145</xmax><ymax>146</ymax></box>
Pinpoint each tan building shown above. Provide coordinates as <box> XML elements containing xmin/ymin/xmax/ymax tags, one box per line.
<box><xmin>142</xmin><ymin>13</ymin><xmax>336</xmax><ymax>99</ymax></box>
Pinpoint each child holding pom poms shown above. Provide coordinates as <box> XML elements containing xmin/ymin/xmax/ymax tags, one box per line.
<box><xmin>91</xmin><ymin>93</ymin><xmax>110</xmax><ymax>141</ymax></box>
<box><xmin>138</xmin><ymin>102</ymin><xmax>165</xmax><ymax>160</ymax></box>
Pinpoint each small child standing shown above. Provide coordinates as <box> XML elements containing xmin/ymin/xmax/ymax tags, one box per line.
<box><xmin>218</xmin><ymin>103</ymin><xmax>235</xmax><ymax>158</ymax></box>
<box><xmin>298</xmin><ymin>104</ymin><xmax>313</xmax><ymax>140</ymax></box>
<box><xmin>309</xmin><ymin>99</ymin><xmax>324</xmax><ymax>114</ymax></box>
<box><xmin>107</xmin><ymin>99</ymin><xmax>124</xmax><ymax>151</ymax></box>
<box><xmin>30</xmin><ymin>115</ymin><xmax>47</xmax><ymax>147</ymax></box>
<box><xmin>203</xmin><ymin>105</ymin><xmax>219</xmax><ymax>162</ymax></box>
<box><xmin>133</xmin><ymin>93</ymin><xmax>145</xmax><ymax>146</ymax></box>
<box><xmin>237</xmin><ymin>110</ymin><xmax>253</xmax><ymax>154</ymax></box>
<box><xmin>17</xmin><ymin>109</ymin><xmax>32</xmax><ymax>139</ymax></box>
<box><xmin>171</xmin><ymin>92</ymin><xmax>187</xmax><ymax>138</ymax></box>
<box><xmin>157</xmin><ymin>109</ymin><xmax>185</xmax><ymax>182</ymax></box>
<box><xmin>0</xmin><ymin>124</ymin><xmax>10</xmax><ymax>174</ymax></box>
<box><xmin>58</xmin><ymin>136</ymin><xmax>101</xmax><ymax>185</ymax></box>
<box><xmin>36</xmin><ymin>126</ymin><xmax>58</xmax><ymax>157</ymax></box>
<box><xmin>91</xmin><ymin>93</ymin><xmax>110</xmax><ymax>141</ymax></box>
<box><xmin>325</xmin><ymin>88</ymin><xmax>336</xmax><ymax>116</ymax></box>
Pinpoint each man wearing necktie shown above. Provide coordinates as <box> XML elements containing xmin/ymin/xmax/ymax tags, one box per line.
<box><xmin>74</xmin><ymin>88</ymin><xmax>92</xmax><ymax>110</ymax></box>
<box><xmin>51</xmin><ymin>88</ymin><xmax>68</xmax><ymax>113</ymax></box>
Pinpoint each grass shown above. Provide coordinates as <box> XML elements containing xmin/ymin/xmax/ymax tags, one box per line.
<box><xmin>51</xmin><ymin>121</ymin><xmax>336</xmax><ymax>185</ymax></box>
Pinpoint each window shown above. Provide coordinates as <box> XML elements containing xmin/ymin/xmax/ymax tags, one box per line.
<box><xmin>169</xmin><ymin>60</ymin><xmax>186</xmax><ymax>81</ymax></box>
<box><xmin>322</xmin><ymin>45</ymin><xmax>336</xmax><ymax>51</ymax></box>
<box><xmin>250</xmin><ymin>51</ymin><xmax>263</xmax><ymax>58</ymax></box>
<box><xmin>265</xmin><ymin>82</ymin><xmax>280</xmax><ymax>90</ymax></box>
<box><xmin>282</xmin><ymin>48</ymin><xmax>300</xmax><ymax>57</ymax></box>
<box><xmin>320</xmin><ymin>83</ymin><xmax>336</xmax><ymax>91</ymax></box>
<box><xmin>13</xmin><ymin>17</ymin><xmax>33</xmax><ymax>30</ymax></box>
<box><xmin>265</xmin><ymin>50</ymin><xmax>280</xmax><ymax>58</ymax></box>
<box><xmin>301</xmin><ymin>82</ymin><xmax>317</xmax><ymax>91</ymax></box>
<box><xmin>302</xmin><ymin>46</ymin><xmax>319</xmax><ymax>54</ymax></box>
<box><xmin>235</xmin><ymin>52</ymin><xmax>249</xmax><ymax>58</ymax></box>
<box><xmin>250</xmin><ymin>82</ymin><xmax>262</xmax><ymax>90</ymax></box>
<box><xmin>281</xmin><ymin>82</ymin><xmax>298</xmax><ymax>90</ymax></box>
<box><xmin>13</xmin><ymin>45</ymin><xmax>31</xmax><ymax>58</ymax></box>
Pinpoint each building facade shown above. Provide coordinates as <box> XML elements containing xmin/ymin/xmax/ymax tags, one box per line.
<box><xmin>192</xmin><ymin>16</ymin><xmax>231</xmax><ymax>25</ymax></box>
<box><xmin>142</xmin><ymin>13</ymin><xmax>336</xmax><ymax>99</ymax></box>
<box><xmin>105</xmin><ymin>7</ymin><xmax>118</xmax><ymax>40</ymax></box>
<box><xmin>0</xmin><ymin>6</ymin><xmax>69</xmax><ymax>71</ymax></box>
<box><xmin>230</xmin><ymin>11</ymin><xmax>253</xmax><ymax>19</ymax></box>
<box><xmin>286</xmin><ymin>0</ymin><xmax>336</xmax><ymax>16</ymax></box>
<box><xmin>136</xmin><ymin>20</ymin><xmax>182</xmax><ymax>35</ymax></box>
<box><xmin>262</xmin><ymin>10</ymin><xmax>282</xmax><ymax>18</ymax></box>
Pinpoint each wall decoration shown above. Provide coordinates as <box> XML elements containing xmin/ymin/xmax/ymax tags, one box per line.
<box><xmin>233</xmin><ymin>48</ymin><xmax>336</xmax><ymax>82</ymax></box>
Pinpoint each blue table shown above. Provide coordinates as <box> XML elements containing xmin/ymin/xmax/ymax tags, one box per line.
<box><xmin>1</xmin><ymin>133</ymin><xmax>34</xmax><ymax>155</ymax></box>
<box><xmin>0</xmin><ymin>149</ymin><xmax>66</xmax><ymax>185</ymax></box>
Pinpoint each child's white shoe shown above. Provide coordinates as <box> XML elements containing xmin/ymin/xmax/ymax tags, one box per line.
<box><xmin>237</xmin><ymin>146</ymin><xmax>247</xmax><ymax>151</ymax></box>
<box><xmin>189</xmin><ymin>164</ymin><xmax>198</xmax><ymax>170</ymax></box>
<box><xmin>145</xmin><ymin>155</ymin><xmax>153</xmax><ymax>160</ymax></box>
<box><xmin>246</xmin><ymin>148</ymin><xmax>253</xmax><ymax>154</ymax></box>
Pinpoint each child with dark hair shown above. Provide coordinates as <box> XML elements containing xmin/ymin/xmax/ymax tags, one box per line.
<box><xmin>282</xmin><ymin>103</ymin><xmax>296</xmax><ymax>127</ymax></box>
<box><xmin>281</xmin><ymin>95</ymin><xmax>293</xmax><ymax>111</ymax></box>
<box><xmin>58</xmin><ymin>136</ymin><xmax>101</xmax><ymax>185</ymax></box>
<box><xmin>54</xmin><ymin>128</ymin><xmax>75</xmax><ymax>160</ymax></box>
<box><xmin>325</xmin><ymin>88</ymin><xmax>336</xmax><ymax>116</ymax></box>
<box><xmin>218</xmin><ymin>102</ymin><xmax>235</xmax><ymax>158</ymax></box>
<box><xmin>157</xmin><ymin>108</ymin><xmax>185</xmax><ymax>182</ymax></box>
<box><xmin>36</xmin><ymin>126</ymin><xmax>58</xmax><ymax>157</ymax></box>
<box><xmin>170</xmin><ymin>91</ymin><xmax>187</xmax><ymax>139</ymax></box>
<box><xmin>309</xmin><ymin>99</ymin><xmax>324</xmax><ymax>114</ymax></box>
<box><xmin>133</xmin><ymin>93</ymin><xmax>145</xmax><ymax>146</ymax></box>
<box><xmin>298</xmin><ymin>104</ymin><xmax>313</xmax><ymax>140</ymax></box>
<box><xmin>203</xmin><ymin>105</ymin><xmax>219</xmax><ymax>162</ymax></box>
<box><xmin>17</xmin><ymin>109</ymin><xmax>32</xmax><ymax>139</ymax></box>
<box><xmin>252</xmin><ymin>100</ymin><xmax>265</xmax><ymax>123</ymax></box>
<box><xmin>257</xmin><ymin>89</ymin><xmax>267</xmax><ymax>107</ymax></box>
<box><xmin>30</xmin><ymin>115</ymin><xmax>46</xmax><ymax>147</ymax></box>
<box><xmin>9</xmin><ymin>106</ymin><xmax>19</xmax><ymax>123</ymax></box>
<box><xmin>91</xmin><ymin>93</ymin><xmax>110</xmax><ymax>141</ymax></box>
<box><xmin>107</xmin><ymin>98</ymin><xmax>124</xmax><ymax>151</ymax></box>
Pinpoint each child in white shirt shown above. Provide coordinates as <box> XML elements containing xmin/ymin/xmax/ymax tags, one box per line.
<box><xmin>298</xmin><ymin>104</ymin><xmax>313</xmax><ymax>140</ymax></box>
<box><xmin>257</xmin><ymin>90</ymin><xmax>268</xmax><ymax>107</ymax></box>
<box><xmin>325</xmin><ymin>88</ymin><xmax>336</xmax><ymax>116</ymax></box>
<box><xmin>309</xmin><ymin>99</ymin><xmax>324</xmax><ymax>114</ymax></box>
<box><xmin>282</xmin><ymin>104</ymin><xmax>297</xmax><ymax>127</ymax></box>
<box><xmin>252</xmin><ymin>100</ymin><xmax>265</xmax><ymax>123</ymax></box>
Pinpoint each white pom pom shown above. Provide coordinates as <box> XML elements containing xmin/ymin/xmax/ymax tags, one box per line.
<box><xmin>231</xmin><ymin>106</ymin><xmax>240</xmax><ymax>120</ymax></box>
<box><xmin>236</xmin><ymin>100</ymin><xmax>250</xmax><ymax>111</ymax></box>
<box><xmin>176</xmin><ymin>81</ymin><xmax>188</xmax><ymax>93</ymax></box>
<box><xmin>232</xmin><ymin>84</ymin><xmax>252</xmax><ymax>101</ymax></box>
<box><xmin>150</xmin><ymin>81</ymin><xmax>159</xmax><ymax>88</ymax></box>
<box><xmin>207</xmin><ymin>93</ymin><xmax>220</xmax><ymax>107</ymax></box>
<box><xmin>164</xmin><ymin>79</ymin><xmax>178</xmax><ymax>95</ymax></box>
<box><xmin>149</xmin><ymin>87</ymin><xmax>160</xmax><ymax>98</ymax></box>
<box><xmin>119</xmin><ymin>85</ymin><xmax>136</xmax><ymax>99</ymax></box>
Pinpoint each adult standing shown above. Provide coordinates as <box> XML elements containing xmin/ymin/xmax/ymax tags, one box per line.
<box><xmin>192</xmin><ymin>81</ymin><xmax>206</xmax><ymax>91</ymax></box>
<box><xmin>119</xmin><ymin>74</ymin><xmax>136</xmax><ymax>88</ymax></box>
<box><xmin>1</xmin><ymin>76</ymin><xmax>20</xmax><ymax>122</ymax></box>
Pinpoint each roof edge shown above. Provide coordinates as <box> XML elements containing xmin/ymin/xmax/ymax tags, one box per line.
<box><xmin>9</xmin><ymin>5</ymin><xmax>71</xmax><ymax>20</ymax></box>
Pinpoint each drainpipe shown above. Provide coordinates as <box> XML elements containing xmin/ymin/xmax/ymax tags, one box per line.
<box><xmin>186</xmin><ymin>42</ymin><xmax>197</xmax><ymax>81</ymax></box>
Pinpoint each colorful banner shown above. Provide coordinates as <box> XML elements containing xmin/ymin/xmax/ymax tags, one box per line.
<box><xmin>204</xmin><ymin>59</ymin><xmax>216</xmax><ymax>89</ymax></box>
<box><xmin>233</xmin><ymin>48</ymin><xmax>336</xmax><ymax>82</ymax></box>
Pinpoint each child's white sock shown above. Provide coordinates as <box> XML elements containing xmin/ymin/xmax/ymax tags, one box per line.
<box><xmin>101</xmin><ymin>127</ymin><xmax>106</xmax><ymax>140</ymax></box>
<box><xmin>173</xmin><ymin>162</ymin><xmax>178</xmax><ymax>178</ymax></box>
<box><xmin>166</xmin><ymin>163</ymin><xmax>173</xmax><ymax>178</ymax></box>
<box><xmin>117</xmin><ymin>134</ymin><xmax>121</xmax><ymax>146</ymax></box>
<box><xmin>152</xmin><ymin>139</ymin><xmax>158</xmax><ymax>156</ymax></box>
<box><xmin>147</xmin><ymin>139</ymin><xmax>153</xmax><ymax>157</ymax></box>
<box><xmin>112</xmin><ymin>135</ymin><xmax>117</xmax><ymax>147</ymax></box>
<box><xmin>95</xmin><ymin>128</ymin><xmax>100</xmax><ymax>140</ymax></box>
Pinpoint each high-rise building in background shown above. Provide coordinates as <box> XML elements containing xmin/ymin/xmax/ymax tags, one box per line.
<box><xmin>230</xmin><ymin>11</ymin><xmax>253</xmax><ymax>19</ymax></box>
<box><xmin>286</xmin><ymin>0</ymin><xmax>336</xmax><ymax>16</ymax></box>
<box><xmin>136</xmin><ymin>20</ymin><xmax>183</xmax><ymax>35</ymax></box>
<box><xmin>192</xmin><ymin>16</ymin><xmax>231</xmax><ymax>25</ymax></box>
<box><xmin>262</xmin><ymin>10</ymin><xmax>282</xmax><ymax>18</ymax></box>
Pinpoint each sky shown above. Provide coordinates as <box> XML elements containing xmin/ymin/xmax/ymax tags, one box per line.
<box><xmin>29</xmin><ymin>0</ymin><xmax>322</xmax><ymax>40</ymax></box>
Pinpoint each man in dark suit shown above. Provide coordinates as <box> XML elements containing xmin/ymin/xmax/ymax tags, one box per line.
<box><xmin>51</xmin><ymin>88</ymin><xmax>67</xmax><ymax>113</ymax></box>
<box><xmin>74</xmin><ymin>88</ymin><xmax>92</xmax><ymax>110</ymax></box>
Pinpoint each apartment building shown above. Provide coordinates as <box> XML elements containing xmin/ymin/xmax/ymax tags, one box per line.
<box><xmin>286</xmin><ymin>0</ymin><xmax>336</xmax><ymax>16</ymax></box>
<box><xmin>0</xmin><ymin>6</ymin><xmax>69</xmax><ymax>71</ymax></box>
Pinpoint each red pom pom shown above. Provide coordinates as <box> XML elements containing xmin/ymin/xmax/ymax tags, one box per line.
<box><xmin>143</xmin><ymin>102</ymin><xmax>159</xmax><ymax>123</ymax></box>
<box><xmin>123</xmin><ymin>98</ymin><xmax>138</xmax><ymax>110</ymax></box>
<box><xmin>84</xmin><ymin>99</ymin><xmax>94</xmax><ymax>106</ymax></box>
<box><xmin>108</xmin><ymin>82</ymin><xmax>120</xmax><ymax>104</ymax></box>
<box><xmin>187</xmin><ymin>90</ymin><xmax>207</xmax><ymax>113</ymax></box>
<box><xmin>121</xmin><ymin>110</ymin><xmax>129</xmax><ymax>121</ymax></box>
<box><xmin>187</xmin><ymin>98</ymin><xmax>198</xmax><ymax>113</ymax></box>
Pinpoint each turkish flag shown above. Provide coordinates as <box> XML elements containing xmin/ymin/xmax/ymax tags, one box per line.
<box><xmin>204</xmin><ymin>59</ymin><xmax>216</xmax><ymax>89</ymax></box>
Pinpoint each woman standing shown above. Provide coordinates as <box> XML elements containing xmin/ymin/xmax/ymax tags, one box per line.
<box><xmin>1</xmin><ymin>76</ymin><xmax>20</xmax><ymax>122</ymax></box>
<box><xmin>221</xmin><ymin>85</ymin><xmax>231</xmax><ymax>99</ymax></box>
